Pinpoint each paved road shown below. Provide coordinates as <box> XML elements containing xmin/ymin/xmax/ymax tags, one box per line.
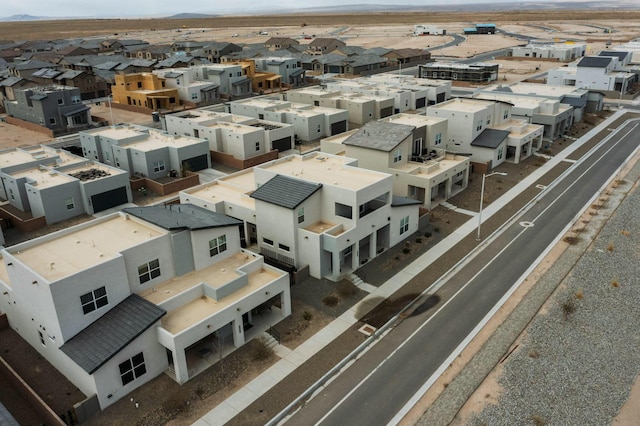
<box><xmin>284</xmin><ymin>118</ymin><xmax>640</xmax><ymax>426</ymax></box>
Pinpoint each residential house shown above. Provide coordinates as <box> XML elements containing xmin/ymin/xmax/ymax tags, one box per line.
<box><xmin>156</xmin><ymin>56</ymin><xmax>208</xmax><ymax>70</ymax></box>
<box><xmin>194</xmin><ymin>63</ymin><xmax>252</xmax><ymax>98</ymax></box>
<box><xmin>511</xmin><ymin>43</ymin><xmax>586</xmax><ymax>62</ymax></box>
<box><xmin>111</xmin><ymin>73</ymin><xmax>180</xmax><ymax>111</ymax></box>
<box><xmin>3</xmin><ymin>85</ymin><xmax>91</xmax><ymax>134</ymax></box>
<box><xmin>123</xmin><ymin>44</ymin><xmax>172</xmax><ymax>61</ymax></box>
<box><xmin>0</xmin><ymin>76</ymin><xmax>39</xmax><ymax>113</ymax></box>
<box><xmin>181</xmin><ymin>151</ymin><xmax>420</xmax><ymax>281</ymax></box>
<box><xmin>282</xmin><ymin>86</ymin><xmax>395</xmax><ymax>125</ymax></box>
<box><xmin>164</xmin><ymin>109</ymin><xmax>294</xmax><ymax>167</ymax></box>
<box><xmin>153</xmin><ymin>68</ymin><xmax>220</xmax><ymax>106</ymax></box>
<box><xmin>413</xmin><ymin>25</ymin><xmax>447</xmax><ymax>36</ymax></box>
<box><xmin>226</xmin><ymin>59</ymin><xmax>281</xmax><ymax>94</ymax></box>
<box><xmin>80</xmin><ymin>125</ymin><xmax>211</xmax><ymax>179</ymax></box>
<box><xmin>9</xmin><ymin>59</ymin><xmax>60</xmax><ymax>79</ymax></box>
<box><xmin>228</xmin><ymin>97</ymin><xmax>349</xmax><ymax>142</ymax></box>
<box><xmin>265</xmin><ymin>38</ymin><xmax>300</xmax><ymax>51</ymax></box>
<box><xmin>253</xmin><ymin>57</ymin><xmax>305</xmax><ymax>87</ymax></box>
<box><xmin>31</xmin><ymin>68</ymin><xmax>108</xmax><ymax>100</ymax></box>
<box><xmin>322</xmin><ymin>115</ymin><xmax>470</xmax><ymax>210</ymax></box>
<box><xmin>383</xmin><ymin>49</ymin><xmax>431</xmax><ymax>67</ymax></box>
<box><xmin>0</xmin><ymin>204</ymin><xmax>291</xmax><ymax>411</ymax></box>
<box><xmin>307</xmin><ymin>38</ymin><xmax>346</xmax><ymax>55</ymax></box>
<box><xmin>427</xmin><ymin>98</ymin><xmax>543</xmax><ymax>166</ymax></box>
<box><xmin>201</xmin><ymin>42</ymin><xmax>242</xmax><ymax>64</ymax></box>
<box><xmin>547</xmin><ymin>56</ymin><xmax>636</xmax><ymax>97</ymax></box>
<box><xmin>0</xmin><ymin>145</ymin><xmax>132</xmax><ymax>226</ymax></box>
<box><xmin>463</xmin><ymin>24</ymin><xmax>497</xmax><ymax>35</ymax></box>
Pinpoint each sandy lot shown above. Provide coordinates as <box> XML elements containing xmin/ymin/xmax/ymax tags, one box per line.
<box><xmin>0</xmin><ymin>119</ymin><xmax>54</xmax><ymax>148</ymax></box>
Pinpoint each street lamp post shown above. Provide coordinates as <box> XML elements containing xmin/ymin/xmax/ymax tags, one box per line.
<box><xmin>107</xmin><ymin>94</ymin><xmax>115</xmax><ymax>127</ymax></box>
<box><xmin>477</xmin><ymin>171</ymin><xmax>507</xmax><ymax>240</ymax></box>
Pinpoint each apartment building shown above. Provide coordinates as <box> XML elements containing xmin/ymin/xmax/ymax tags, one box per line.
<box><xmin>0</xmin><ymin>145</ymin><xmax>132</xmax><ymax>226</ymax></box>
<box><xmin>0</xmin><ymin>204</ymin><xmax>290</xmax><ymax>410</ymax></box>
<box><xmin>427</xmin><ymin>98</ymin><xmax>543</xmax><ymax>166</ymax></box>
<box><xmin>3</xmin><ymin>85</ymin><xmax>91</xmax><ymax>134</ymax></box>
<box><xmin>418</xmin><ymin>62</ymin><xmax>499</xmax><ymax>84</ymax></box>
<box><xmin>228</xmin><ymin>98</ymin><xmax>349</xmax><ymax>142</ymax></box>
<box><xmin>164</xmin><ymin>109</ymin><xmax>294</xmax><ymax>168</ymax></box>
<box><xmin>181</xmin><ymin>152</ymin><xmax>420</xmax><ymax>281</ymax></box>
<box><xmin>80</xmin><ymin>125</ymin><xmax>211</xmax><ymax>179</ymax></box>
<box><xmin>547</xmin><ymin>56</ymin><xmax>636</xmax><ymax>96</ymax></box>
<box><xmin>322</xmin><ymin>114</ymin><xmax>470</xmax><ymax>210</ymax></box>
<box><xmin>111</xmin><ymin>73</ymin><xmax>180</xmax><ymax>111</ymax></box>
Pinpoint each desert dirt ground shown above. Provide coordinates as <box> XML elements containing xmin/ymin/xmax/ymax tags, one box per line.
<box><xmin>2</xmin><ymin>9</ymin><xmax>640</xmax><ymax>425</ymax></box>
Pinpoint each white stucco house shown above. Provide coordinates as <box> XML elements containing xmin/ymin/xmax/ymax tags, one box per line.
<box><xmin>181</xmin><ymin>152</ymin><xmax>421</xmax><ymax>281</ymax></box>
<box><xmin>321</xmin><ymin>114</ymin><xmax>470</xmax><ymax>210</ymax></box>
<box><xmin>427</xmin><ymin>98</ymin><xmax>543</xmax><ymax>167</ymax></box>
<box><xmin>0</xmin><ymin>204</ymin><xmax>290</xmax><ymax>410</ymax></box>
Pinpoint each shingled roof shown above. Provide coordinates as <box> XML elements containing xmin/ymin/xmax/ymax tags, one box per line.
<box><xmin>60</xmin><ymin>294</ymin><xmax>165</xmax><ymax>374</ymax></box>
<box><xmin>250</xmin><ymin>175</ymin><xmax>322</xmax><ymax>209</ymax></box>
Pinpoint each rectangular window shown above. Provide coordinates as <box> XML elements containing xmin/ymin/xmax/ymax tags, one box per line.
<box><xmin>297</xmin><ymin>207</ymin><xmax>304</xmax><ymax>224</ymax></box>
<box><xmin>393</xmin><ymin>149</ymin><xmax>402</xmax><ymax>163</ymax></box>
<box><xmin>105</xmin><ymin>151</ymin><xmax>111</xmax><ymax>162</ymax></box>
<box><xmin>191</xmin><ymin>92</ymin><xmax>198</xmax><ymax>99</ymax></box>
<box><xmin>38</xmin><ymin>331</ymin><xmax>45</xmax><ymax>346</ymax></box>
<box><xmin>119</xmin><ymin>352</ymin><xmax>146</xmax><ymax>386</ymax></box>
<box><xmin>80</xmin><ymin>286</ymin><xmax>108</xmax><ymax>314</ymax></box>
<box><xmin>169</xmin><ymin>97</ymin><xmax>176</xmax><ymax>104</ymax></box>
<box><xmin>65</xmin><ymin>198</ymin><xmax>75</xmax><ymax>210</ymax></box>
<box><xmin>497</xmin><ymin>147</ymin><xmax>504</xmax><ymax>160</ymax></box>
<box><xmin>400</xmin><ymin>216</ymin><xmax>409</xmax><ymax>235</ymax></box>
<box><xmin>503</xmin><ymin>110</ymin><xmax>508</xmax><ymax>119</ymax></box>
<box><xmin>209</xmin><ymin>235</ymin><xmax>227</xmax><ymax>257</ymax></box>
<box><xmin>255</xmin><ymin>142</ymin><xmax>260</xmax><ymax>151</ymax></box>
<box><xmin>137</xmin><ymin>81</ymin><xmax>142</xmax><ymax>88</ymax></box>
<box><xmin>476</xmin><ymin>120</ymin><xmax>483</xmax><ymax>131</ymax></box>
<box><xmin>138</xmin><ymin>259</ymin><xmax>160</xmax><ymax>284</ymax></box>
<box><xmin>279</xmin><ymin>243</ymin><xmax>290</xmax><ymax>252</ymax></box>
<box><xmin>434</xmin><ymin>133</ymin><xmax>442</xmax><ymax>146</ymax></box>
<box><xmin>49</xmin><ymin>117</ymin><xmax>56</xmax><ymax>125</ymax></box>
<box><xmin>153</xmin><ymin>160</ymin><xmax>166</xmax><ymax>173</ymax></box>
<box><xmin>57</xmin><ymin>98</ymin><xmax>64</xmax><ymax>105</ymax></box>
<box><xmin>263</xmin><ymin>238</ymin><xmax>274</xmax><ymax>246</ymax></box>
<box><xmin>71</xmin><ymin>95</ymin><xmax>81</xmax><ymax>104</ymax></box>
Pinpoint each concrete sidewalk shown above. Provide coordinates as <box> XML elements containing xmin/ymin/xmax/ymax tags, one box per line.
<box><xmin>194</xmin><ymin>110</ymin><xmax>627</xmax><ymax>426</ymax></box>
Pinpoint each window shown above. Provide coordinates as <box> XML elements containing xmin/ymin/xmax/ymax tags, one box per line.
<box><xmin>191</xmin><ymin>92</ymin><xmax>198</xmax><ymax>99</ymax></box>
<box><xmin>317</xmin><ymin>124</ymin><xmax>321</xmax><ymax>133</ymax></box>
<box><xmin>393</xmin><ymin>149</ymin><xmax>402</xmax><ymax>163</ymax></box>
<box><xmin>138</xmin><ymin>259</ymin><xmax>160</xmax><ymax>284</ymax></box>
<box><xmin>57</xmin><ymin>98</ymin><xmax>64</xmax><ymax>105</ymax></box>
<box><xmin>263</xmin><ymin>238</ymin><xmax>274</xmax><ymax>246</ymax></box>
<box><xmin>434</xmin><ymin>133</ymin><xmax>442</xmax><ymax>146</ymax></box>
<box><xmin>169</xmin><ymin>97</ymin><xmax>176</xmax><ymax>104</ymax></box>
<box><xmin>209</xmin><ymin>235</ymin><xmax>227</xmax><ymax>257</ymax></box>
<box><xmin>400</xmin><ymin>216</ymin><xmax>410</xmax><ymax>235</ymax></box>
<box><xmin>497</xmin><ymin>146</ymin><xmax>504</xmax><ymax>160</ymax></box>
<box><xmin>476</xmin><ymin>120</ymin><xmax>483</xmax><ymax>131</ymax></box>
<box><xmin>49</xmin><ymin>117</ymin><xmax>56</xmax><ymax>125</ymax></box>
<box><xmin>105</xmin><ymin>151</ymin><xmax>111</xmax><ymax>162</ymax></box>
<box><xmin>65</xmin><ymin>198</ymin><xmax>75</xmax><ymax>210</ymax></box>
<box><xmin>297</xmin><ymin>207</ymin><xmax>304</xmax><ymax>224</ymax></box>
<box><xmin>255</xmin><ymin>142</ymin><xmax>260</xmax><ymax>151</ymax></box>
<box><xmin>80</xmin><ymin>286</ymin><xmax>108</xmax><ymax>314</ymax></box>
<box><xmin>119</xmin><ymin>353</ymin><xmax>146</xmax><ymax>386</ymax></box>
<box><xmin>137</xmin><ymin>81</ymin><xmax>142</xmax><ymax>88</ymax></box>
<box><xmin>279</xmin><ymin>243</ymin><xmax>290</xmax><ymax>252</ymax></box>
<box><xmin>38</xmin><ymin>331</ymin><xmax>45</xmax><ymax>346</ymax></box>
<box><xmin>115</xmin><ymin>157</ymin><xmax>121</xmax><ymax>167</ymax></box>
<box><xmin>153</xmin><ymin>160</ymin><xmax>165</xmax><ymax>173</ymax></box>
<box><xmin>503</xmin><ymin>110</ymin><xmax>508</xmax><ymax>119</ymax></box>
<box><xmin>408</xmin><ymin>185</ymin><xmax>417</xmax><ymax>198</ymax></box>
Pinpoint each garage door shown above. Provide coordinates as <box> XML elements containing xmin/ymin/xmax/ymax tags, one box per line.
<box><xmin>182</xmin><ymin>155</ymin><xmax>208</xmax><ymax>172</ymax></box>
<box><xmin>330</xmin><ymin>120</ymin><xmax>347</xmax><ymax>135</ymax></box>
<box><xmin>380</xmin><ymin>106</ymin><xmax>393</xmax><ymax>118</ymax></box>
<box><xmin>416</xmin><ymin>97</ymin><xmax>426</xmax><ymax>109</ymax></box>
<box><xmin>91</xmin><ymin>186</ymin><xmax>128</xmax><ymax>213</ymax></box>
<box><xmin>272</xmin><ymin>136</ymin><xmax>292</xmax><ymax>152</ymax></box>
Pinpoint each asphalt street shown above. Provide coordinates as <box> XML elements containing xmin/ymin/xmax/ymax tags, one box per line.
<box><xmin>284</xmin><ymin>118</ymin><xmax>640</xmax><ymax>426</ymax></box>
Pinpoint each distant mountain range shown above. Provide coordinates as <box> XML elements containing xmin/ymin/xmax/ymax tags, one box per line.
<box><xmin>1</xmin><ymin>1</ymin><xmax>639</xmax><ymax>21</ymax></box>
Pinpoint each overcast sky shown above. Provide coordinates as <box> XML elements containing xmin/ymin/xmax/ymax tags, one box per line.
<box><xmin>2</xmin><ymin>0</ymin><xmax>556</xmax><ymax>18</ymax></box>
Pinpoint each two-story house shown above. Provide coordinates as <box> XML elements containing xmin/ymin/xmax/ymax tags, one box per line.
<box><xmin>0</xmin><ymin>204</ymin><xmax>291</xmax><ymax>411</ymax></box>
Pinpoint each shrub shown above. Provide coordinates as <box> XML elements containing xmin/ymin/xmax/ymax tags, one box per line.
<box><xmin>415</xmin><ymin>237</ymin><xmax>422</xmax><ymax>244</ymax></box>
<box><xmin>561</xmin><ymin>298</ymin><xmax>576</xmax><ymax>320</ymax></box>
<box><xmin>621</xmin><ymin>229</ymin><xmax>631</xmax><ymax>236</ymax></box>
<box><xmin>575</xmin><ymin>290</ymin><xmax>584</xmax><ymax>300</ymax></box>
<box><xmin>303</xmin><ymin>310</ymin><xmax>313</xmax><ymax>321</ymax></box>
<box><xmin>611</xmin><ymin>280</ymin><xmax>620</xmax><ymax>288</ymax></box>
<box><xmin>528</xmin><ymin>350</ymin><xmax>540</xmax><ymax>358</ymax></box>
<box><xmin>530</xmin><ymin>414</ymin><xmax>548</xmax><ymax>426</ymax></box>
<box><xmin>424</xmin><ymin>232</ymin><xmax>432</xmax><ymax>238</ymax></box>
<box><xmin>322</xmin><ymin>295</ymin><xmax>339</xmax><ymax>307</ymax></box>
<box><xmin>607</xmin><ymin>243</ymin><xmax>614</xmax><ymax>252</ymax></box>
<box><xmin>402</xmin><ymin>247</ymin><xmax>411</xmax><ymax>254</ymax></box>
<box><xmin>250</xmin><ymin>338</ymin><xmax>273</xmax><ymax>361</ymax></box>
<box><xmin>337</xmin><ymin>280</ymin><xmax>358</xmax><ymax>297</ymax></box>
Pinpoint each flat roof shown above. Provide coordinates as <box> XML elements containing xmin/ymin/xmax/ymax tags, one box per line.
<box><xmin>88</xmin><ymin>125</ymin><xmax>145</xmax><ymax>141</ymax></box>
<box><xmin>123</xmin><ymin>130</ymin><xmax>204</xmax><ymax>151</ymax></box>
<box><xmin>0</xmin><ymin>149</ymin><xmax>46</xmax><ymax>169</ymax></box>
<box><xmin>429</xmin><ymin>98</ymin><xmax>493</xmax><ymax>113</ymax></box>
<box><xmin>185</xmin><ymin>178</ymin><xmax>256</xmax><ymax>210</ymax></box>
<box><xmin>11</xmin><ymin>167</ymin><xmax>75</xmax><ymax>189</ymax></box>
<box><xmin>10</xmin><ymin>214</ymin><xmax>166</xmax><ymax>282</ymax></box>
<box><xmin>259</xmin><ymin>153</ymin><xmax>388</xmax><ymax>191</ymax></box>
<box><xmin>505</xmin><ymin>82</ymin><xmax>587</xmax><ymax>97</ymax></box>
<box><xmin>383</xmin><ymin>113</ymin><xmax>447</xmax><ymax>127</ymax></box>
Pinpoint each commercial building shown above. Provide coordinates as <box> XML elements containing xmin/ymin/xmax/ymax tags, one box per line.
<box><xmin>418</xmin><ymin>62</ymin><xmax>499</xmax><ymax>84</ymax></box>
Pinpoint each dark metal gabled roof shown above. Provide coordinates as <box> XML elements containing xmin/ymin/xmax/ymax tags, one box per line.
<box><xmin>250</xmin><ymin>175</ymin><xmax>322</xmax><ymax>209</ymax></box>
<box><xmin>471</xmin><ymin>128</ymin><xmax>510</xmax><ymax>148</ymax></box>
<box><xmin>123</xmin><ymin>204</ymin><xmax>242</xmax><ymax>231</ymax></box>
<box><xmin>60</xmin><ymin>294</ymin><xmax>165</xmax><ymax>374</ymax></box>
<box><xmin>391</xmin><ymin>195</ymin><xmax>422</xmax><ymax>207</ymax></box>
